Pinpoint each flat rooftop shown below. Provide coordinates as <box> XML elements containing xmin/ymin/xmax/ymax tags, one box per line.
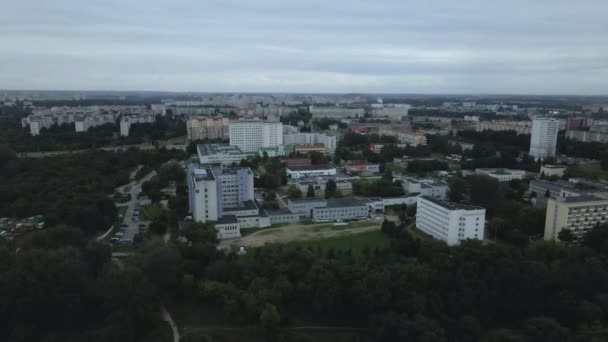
<box><xmin>216</xmin><ymin>215</ymin><xmax>238</xmax><ymax>224</ymax></box>
<box><xmin>562</xmin><ymin>195</ymin><xmax>608</xmax><ymax>204</ymax></box>
<box><xmin>420</xmin><ymin>195</ymin><xmax>484</xmax><ymax>211</ymax></box>
<box><xmin>326</xmin><ymin>198</ymin><xmax>367</xmax><ymax>208</ymax></box>
<box><xmin>198</xmin><ymin>143</ymin><xmax>245</xmax><ymax>156</ymax></box>
<box><xmin>287</xmin><ymin>164</ymin><xmax>335</xmax><ymax>171</ymax></box>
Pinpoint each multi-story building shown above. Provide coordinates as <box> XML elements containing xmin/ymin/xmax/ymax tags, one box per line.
<box><xmin>475</xmin><ymin>168</ymin><xmax>526</xmax><ymax>182</ymax></box>
<box><xmin>229</xmin><ymin>121</ymin><xmax>283</xmax><ymax>152</ymax></box>
<box><xmin>286</xmin><ymin>165</ymin><xmax>337</xmax><ymax>179</ymax></box>
<box><xmin>528</xmin><ymin>178</ymin><xmax>608</xmax><ymax>208</ymax></box>
<box><xmin>544</xmin><ymin>195</ymin><xmax>608</xmax><ymax>243</ymax></box>
<box><xmin>294</xmin><ymin>144</ymin><xmax>327</xmax><ymax>155</ymax></box>
<box><xmin>119</xmin><ymin>114</ymin><xmax>156</xmax><ymax>137</ymax></box>
<box><xmin>186</xmin><ymin>116</ymin><xmax>230</xmax><ymax>142</ymax></box>
<box><xmin>530</xmin><ymin>117</ymin><xmax>559</xmax><ymax>160</ymax></box>
<box><xmin>398</xmin><ymin>132</ymin><xmax>427</xmax><ymax>146</ymax></box>
<box><xmin>416</xmin><ymin>196</ymin><xmax>486</xmax><ymax>246</ymax></box>
<box><xmin>371</xmin><ymin>105</ymin><xmax>410</xmax><ymax>121</ymax></box>
<box><xmin>402</xmin><ymin>178</ymin><xmax>448</xmax><ymax>200</ymax></box>
<box><xmin>187</xmin><ymin>165</ymin><xmax>270</xmax><ymax>239</ymax></box>
<box><xmin>197</xmin><ymin>144</ymin><xmax>250</xmax><ymax>165</ymax></box>
<box><xmin>309</xmin><ymin>105</ymin><xmax>364</xmax><ymax>119</ymax></box>
<box><xmin>283</xmin><ymin>132</ymin><xmax>337</xmax><ymax>153</ymax></box>
<box><xmin>476</xmin><ymin>120</ymin><xmax>532</xmax><ymax>135</ymax></box>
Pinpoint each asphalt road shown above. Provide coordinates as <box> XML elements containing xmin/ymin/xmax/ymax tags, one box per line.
<box><xmin>115</xmin><ymin>171</ymin><xmax>156</xmax><ymax>241</ymax></box>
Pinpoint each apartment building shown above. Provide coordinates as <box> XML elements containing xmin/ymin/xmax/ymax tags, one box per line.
<box><xmin>476</xmin><ymin>121</ymin><xmax>532</xmax><ymax>135</ymax></box>
<box><xmin>416</xmin><ymin>196</ymin><xmax>486</xmax><ymax>246</ymax></box>
<box><xmin>197</xmin><ymin>144</ymin><xmax>250</xmax><ymax>165</ymax></box>
<box><xmin>119</xmin><ymin>114</ymin><xmax>155</xmax><ymax>137</ymax></box>
<box><xmin>544</xmin><ymin>195</ymin><xmax>608</xmax><ymax>243</ymax></box>
<box><xmin>309</xmin><ymin>105</ymin><xmax>365</xmax><ymax>119</ymax></box>
<box><xmin>229</xmin><ymin>121</ymin><xmax>283</xmax><ymax>152</ymax></box>
<box><xmin>398</xmin><ymin>132</ymin><xmax>427</xmax><ymax>146</ymax></box>
<box><xmin>530</xmin><ymin>117</ymin><xmax>559</xmax><ymax>160</ymax></box>
<box><xmin>186</xmin><ymin>116</ymin><xmax>230</xmax><ymax>142</ymax></box>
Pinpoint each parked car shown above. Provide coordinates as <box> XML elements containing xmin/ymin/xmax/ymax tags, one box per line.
<box><xmin>115</xmin><ymin>232</ymin><xmax>125</xmax><ymax>238</ymax></box>
<box><xmin>120</xmin><ymin>224</ymin><xmax>128</xmax><ymax>228</ymax></box>
<box><xmin>110</xmin><ymin>237</ymin><xmax>120</xmax><ymax>243</ymax></box>
<box><xmin>118</xmin><ymin>238</ymin><xmax>133</xmax><ymax>245</ymax></box>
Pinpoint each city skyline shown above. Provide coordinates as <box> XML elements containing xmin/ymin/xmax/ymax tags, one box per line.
<box><xmin>1</xmin><ymin>0</ymin><xmax>607</xmax><ymax>94</ymax></box>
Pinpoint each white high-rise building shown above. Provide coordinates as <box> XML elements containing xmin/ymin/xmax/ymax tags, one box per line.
<box><xmin>187</xmin><ymin>165</ymin><xmax>270</xmax><ymax>239</ymax></box>
<box><xmin>530</xmin><ymin>118</ymin><xmax>559</xmax><ymax>160</ymax></box>
<box><xmin>229</xmin><ymin>121</ymin><xmax>283</xmax><ymax>152</ymax></box>
<box><xmin>416</xmin><ymin>196</ymin><xmax>486</xmax><ymax>246</ymax></box>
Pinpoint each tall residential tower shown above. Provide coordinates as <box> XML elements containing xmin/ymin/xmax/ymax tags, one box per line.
<box><xmin>530</xmin><ymin>117</ymin><xmax>559</xmax><ymax>160</ymax></box>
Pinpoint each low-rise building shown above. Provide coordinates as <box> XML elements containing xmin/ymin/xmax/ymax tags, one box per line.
<box><xmin>544</xmin><ymin>195</ymin><xmax>608</xmax><ymax>243</ymax></box>
<box><xmin>286</xmin><ymin>165</ymin><xmax>337</xmax><ymax>179</ymax></box>
<box><xmin>197</xmin><ymin>144</ymin><xmax>249</xmax><ymax>165</ymax></box>
<box><xmin>475</xmin><ymin>168</ymin><xmax>526</xmax><ymax>182</ymax></box>
<box><xmin>540</xmin><ymin>164</ymin><xmax>567</xmax><ymax>178</ymax></box>
<box><xmin>416</xmin><ymin>196</ymin><xmax>486</xmax><ymax>246</ymax></box>
<box><xmin>280</xmin><ymin>158</ymin><xmax>312</xmax><ymax>168</ymax></box>
<box><xmin>293</xmin><ymin>177</ymin><xmax>353</xmax><ymax>196</ymax></box>
<box><xmin>344</xmin><ymin>160</ymin><xmax>381</xmax><ymax>174</ymax></box>
<box><xmin>312</xmin><ymin>199</ymin><xmax>369</xmax><ymax>222</ymax></box>
<box><xmin>294</xmin><ymin>144</ymin><xmax>327</xmax><ymax>155</ymax></box>
<box><xmin>402</xmin><ymin>178</ymin><xmax>448</xmax><ymax>200</ymax></box>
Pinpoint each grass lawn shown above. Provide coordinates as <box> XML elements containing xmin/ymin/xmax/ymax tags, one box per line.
<box><xmin>567</xmin><ymin>164</ymin><xmax>608</xmax><ymax>181</ymax></box>
<box><xmin>159</xmin><ymin>135</ymin><xmax>187</xmax><ymax>145</ymax></box>
<box><xmin>141</xmin><ymin>204</ymin><xmax>165</xmax><ymax>221</ymax></box>
<box><xmin>281</xmin><ymin>230</ymin><xmax>389</xmax><ymax>254</ymax></box>
<box><xmin>240</xmin><ymin>226</ymin><xmax>277</xmax><ymax>236</ymax></box>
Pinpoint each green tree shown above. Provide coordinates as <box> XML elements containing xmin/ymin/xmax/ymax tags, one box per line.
<box><xmin>325</xmin><ymin>179</ymin><xmax>337</xmax><ymax>198</ymax></box>
<box><xmin>260</xmin><ymin>303</ymin><xmax>281</xmax><ymax>341</ymax></box>
<box><xmin>307</xmin><ymin>184</ymin><xmax>315</xmax><ymax>198</ymax></box>
<box><xmin>448</xmin><ymin>176</ymin><xmax>467</xmax><ymax>202</ymax></box>
<box><xmin>286</xmin><ymin>185</ymin><xmax>302</xmax><ymax>199</ymax></box>
<box><xmin>558</xmin><ymin>229</ymin><xmax>575</xmax><ymax>245</ymax></box>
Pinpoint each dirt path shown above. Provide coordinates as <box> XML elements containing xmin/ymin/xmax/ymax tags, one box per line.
<box><xmin>220</xmin><ymin>220</ymin><xmax>382</xmax><ymax>248</ymax></box>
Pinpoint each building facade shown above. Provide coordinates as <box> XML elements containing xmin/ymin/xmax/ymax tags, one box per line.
<box><xmin>530</xmin><ymin>117</ymin><xmax>559</xmax><ymax>160</ymax></box>
<box><xmin>229</xmin><ymin>121</ymin><xmax>283</xmax><ymax>152</ymax></box>
<box><xmin>544</xmin><ymin>196</ymin><xmax>608</xmax><ymax>243</ymax></box>
<box><xmin>186</xmin><ymin>116</ymin><xmax>230</xmax><ymax>142</ymax></box>
<box><xmin>475</xmin><ymin>168</ymin><xmax>526</xmax><ymax>182</ymax></box>
<box><xmin>416</xmin><ymin>196</ymin><xmax>486</xmax><ymax>246</ymax></box>
<box><xmin>286</xmin><ymin>165</ymin><xmax>337</xmax><ymax>179</ymax></box>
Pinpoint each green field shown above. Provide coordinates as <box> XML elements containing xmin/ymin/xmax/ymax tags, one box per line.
<box><xmin>141</xmin><ymin>204</ymin><xmax>165</xmax><ymax>221</ymax></box>
<box><xmin>280</xmin><ymin>229</ymin><xmax>389</xmax><ymax>254</ymax></box>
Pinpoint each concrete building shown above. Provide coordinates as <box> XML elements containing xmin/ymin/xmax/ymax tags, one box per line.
<box><xmin>398</xmin><ymin>132</ymin><xmax>427</xmax><ymax>146</ymax></box>
<box><xmin>416</xmin><ymin>196</ymin><xmax>486</xmax><ymax>246</ymax></box>
<box><xmin>294</xmin><ymin>144</ymin><xmax>327</xmax><ymax>155</ymax></box>
<box><xmin>475</xmin><ymin>168</ymin><xmax>526</xmax><ymax>182</ymax></box>
<box><xmin>540</xmin><ymin>165</ymin><xmax>567</xmax><ymax>178</ymax></box>
<box><xmin>530</xmin><ymin>117</ymin><xmax>559</xmax><ymax>160</ymax></box>
<box><xmin>286</xmin><ymin>165</ymin><xmax>337</xmax><ymax>179</ymax></box>
<box><xmin>229</xmin><ymin>121</ymin><xmax>283</xmax><ymax>152</ymax></box>
<box><xmin>343</xmin><ymin>160</ymin><xmax>381</xmax><ymax>174</ymax></box>
<box><xmin>197</xmin><ymin>144</ymin><xmax>250</xmax><ymax>165</ymax></box>
<box><xmin>402</xmin><ymin>178</ymin><xmax>448</xmax><ymax>200</ymax></box>
<box><xmin>187</xmin><ymin>165</ymin><xmax>270</xmax><ymax>239</ymax></box>
<box><xmin>529</xmin><ymin>178</ymin><xmax>608</xmax><ymax>208</ymax></box>
<box><xmin>371</xmin><ymin>105</ymin><xmax>410</xmax><ymax>121</ymax></box>
<box><xmin>151</xmin><ymin>104</ymin><xmax>167</xmax><ymax>116</ymax></box>
<box><xmin>544</xmin><ymin>195</ymin><xmax>608</xmax><ymax>243</ymax></box>
<box><xmin>476</xmin><ymin>120</ymin><xmax>532</xmax><ymax>135</ymax></box>
<box><xmin>283</xmin><ymin>132</ymin><xmax>337</xmax><ymax>153</ymax></box>
<box><xmin>119</xmin><ymin>114</ymin><xmax>155</xmax><ymax>137</ymax></box>
<box><xmin>309</xmin><ymin>105</ymin><xmax>364</xmax><ymax>119</ymax></box>
<box><xmin>293</xmin><ymin>177</ymin><xmax>353</xmax><ymax>196</ymax></box>
<box><xmin>186</xmin><ymin>116</ymin><xmax>230</xmax><ymax>142</ymax></box>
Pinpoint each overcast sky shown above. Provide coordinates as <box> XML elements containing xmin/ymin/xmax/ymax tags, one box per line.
<box><xmin>1</xmin><ymin>0</ymin><xmax>607</xmax><ymax>94</ymax></box>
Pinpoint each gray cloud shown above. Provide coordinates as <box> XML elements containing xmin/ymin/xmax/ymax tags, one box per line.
<box><xmin>1</xmin><ymin>0</ymin><xmax>607</xmax><ymax>94</ymax></box>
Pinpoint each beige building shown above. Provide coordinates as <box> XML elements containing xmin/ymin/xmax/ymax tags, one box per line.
<box><xmin>476</xmin><ymin>121</ymin><xmax>532</xmax><ymax>135</ymax></box>
<box><xmin>544</xmin><ymin>195</ymin><xmax>608</xmax><ymax>242</ymax></box>
<box><xmin>187</xmin><ymin>116</ymin><xmax>230</xmax><ymax>142</ymax></box>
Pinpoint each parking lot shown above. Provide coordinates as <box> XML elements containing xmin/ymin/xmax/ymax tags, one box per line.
<box><xmin>110</xmin><ymin>172</ymin><xmax>155</xmax><ymax>245</ymax></box>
